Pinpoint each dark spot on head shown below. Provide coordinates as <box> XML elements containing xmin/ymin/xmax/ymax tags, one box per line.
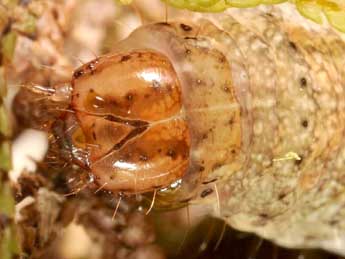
<box><xmin>88</xmin><ymin>62</ymin><xmax>96</xmax><ymax>71</ymax></box>
<box><xmin>73</xmin><ymin>69</ymin><xmax>84</xmax><ymax>79</ymax></box>
<box><xmin>223</xmin><ymin>86</ymin><xmax>230</xmax><ymax>92</ymax></box>
<box><xmin>110</xmin><ymin>175</ymin><xmax>114</xmax><ymax>180</ymax></box>
<box><xmin>144</xmin><ymin>94</ymin><xmax>150</xmax><ymax>99</ymax></box>
<box><xmin>289</xmin><ymin>41</ymin><xmax>297</xmax><ymax>51</ymax></box>
<box><xmin>300</xmin><ymin>77</ymin><xmax>307</xmax><ymax>87</ymax></box>
<box><xmin>126</xmin><ymin>93</ymin><xmax>134</xmax><ymax>101</ymax></box>
<box><xmin>301</xmin><ymin>119</ymin><xmax>308</xmax><ymax>128</ymax></box>
<box><xmin>157</xmin><ymin>148</ymin><xmax>162</xmax><ymax>153</ymax></box>
<box><xmin>120</xmin><ymin>55</ymin><xmax>131</xmax><ymax>62</ymax></box>
<box><xmin>231</xmin><ymin>149</ymin><xmax>236</xmax><ymax>154</ymax></box>
<box><xmin>202</xmin><ymin>133</ymin><xmax>208</xmax><ymax>140</ymax></box>
<box><xmin>76</xmin><ymin>93</ymin><xmax>80</xmax><ymax>98</ymax></box>
<box><xmin>200</xmin><ymin>188</ymin><xmax>213</xmax><ymax>198</ymax></box>
<box><xmin>109</xmin><ymin>99</ymin><xmax>118</xmax><ymax>107</ymax></box>
<box><xmin>152</xmin><ymin>80</ymin><xmax>160</xmax><ymax>88</ymax></box>
<box><xmin>180</xmin><ymin>23</ymin><xmax>193</xmax><ymax>31</ymax></box>
<box><xmin>89</xmin><ymin>88</ymin><xmax>94</xmax><ymax>93</ymax></box>
<box><xmin>139</xmin><ymin>154</ymin><xmax>148</xmax><ymax>161</ymax></box>
<box><xmin>167</xmin><ymin>149</ymin><xmax>176</xmax><ymax>159</ymax></box>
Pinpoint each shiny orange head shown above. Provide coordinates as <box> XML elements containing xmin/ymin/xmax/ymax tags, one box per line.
<box><xmin>70</xmin><ymin>49</ymin><xmax>190</xmax><ymax>194</ymax></box>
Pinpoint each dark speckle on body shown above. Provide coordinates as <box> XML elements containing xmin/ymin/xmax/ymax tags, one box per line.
<box><xmin>73</xmin><ymin>69</ymin><xmax>84</xmax><ymax>79</ymax></box>
<box><xmin>200</xmin><ymin>188</ymin><xmax>213</xmax><ymax>198</ymax></box>
<box><xmin>289</xmin><ymin>41</ymin><xmax>297</xmax><ymax>51</ymax></box>
<box><xmin>301</xmin><ymin>119</ymin><xmax>309</xmax><ymax>128</ymax></box>
<box><xmin>300</xmin><ymin>77</ymin><xmax>307</xmax><ymax>87</ymax></box>
<box><xmin>120</xmin><ymin>55</ymin><xmax>131</xmax><ymax>62</ymax></box>
<box><xmin>180</xmin><ymin>23</ymin><xmax>193</xmax><ymax>32</ymax></box>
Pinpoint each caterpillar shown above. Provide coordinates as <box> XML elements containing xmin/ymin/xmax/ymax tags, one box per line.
<box><xmin>12</xmin><ymin>1</ymin><xmax>345</xmax><ymax>256</ymax></box>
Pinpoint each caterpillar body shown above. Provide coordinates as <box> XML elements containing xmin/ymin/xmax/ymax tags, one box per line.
<box><xmin>18</xmin><ymin>4</ymin><xmax>345</xmax><ymax>256</ymax></box>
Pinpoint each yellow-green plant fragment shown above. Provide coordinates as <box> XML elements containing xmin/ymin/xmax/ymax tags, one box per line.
<box><xmin>261</xmin><ymin>0</ymin><xmax>286</xmax><ymax>3</ymax></box>
<box><xmin>0</xmin><ymin>182</ymin><xmax>18</xmax><ymax>259</ymax></box>
<box><xmin>0</xmin><ymin>67</ymin><xmax>11</xmax><ymax>172</ymax></box>
<box><xmin>1</xmin><ymin>0</ymin><xmax>18</xmax><ymax>8</ymax></box>
<box><xmin>323</xmin><ymin>0</ymin><xmax>345</xmax><ymax>32</ymax></box>
<box><xmin>1</xmin><ymin>228</ymin><xmax>15</xmax><ymax>259</ymax></box>
<box><xmin>116</xmin><ymin>0</ymin><xmax>133</xmax><ymax>5</ymax></box>
<box><xmin>14</xmin><ymin>12</ymin><xmax>37</xmax><ymax>35</ymax></box>
<box><xmin>187</xmin><ymin>0</ymin><xmax>220</xmax><ymax>7</ymax></box>
<box><xmin>159</xmin><ymin>0</ymin><xmax>345</xmax><ymax>32</ymax></box>
<box><xmin>0</xmin><ymin>224</ymin><xmax>19</xmax><ymax>259</ymax></box>
<box><xmin>0</xmin><ymin>183</ymin><xmax>15</xmax><ymax>217</ymax></box>
<box><xmin>0</xmin><ymin>142</ymin><xmax>11</xmax><ymax>171</ymax></box>
<box><xmin>296</xmin><ymin>0</ymin><xmax>324</xmax><ymax>24</ymax></box>
<box><xmin>317</xmin><ymin>0</ymin><xmax>342</xmax><ymax>11</ymax></box>
<box><xmin>0</xmin><ymin>67</ymin><xmax>6</xmax><ymax>98</ymax></box>
<box><xmin>324</xmin><ymin>8</ymin><xmax>345</xmax><ymax>32</ymax></box>
<box><xmin>1</xmin><ymin>32</ymin><xmax>17</xmax><ymax>62</ymax></box>
<box><xmin>225</xmin><ymin>0</ymin><xmax>261</xmax><ymax>8</ymax></box>
<box><xmin>0</xmin><ymin>106</ymin><xmax>11</xmax><ymax>137</ymax></box>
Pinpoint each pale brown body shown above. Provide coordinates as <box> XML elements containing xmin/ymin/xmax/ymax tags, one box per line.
<box><xmin>44</xmin><ymin>7</ymin><xmax>345</xmax><ymax>255</ymax></box>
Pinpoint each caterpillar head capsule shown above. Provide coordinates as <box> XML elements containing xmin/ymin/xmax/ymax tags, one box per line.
<box><xmin>46</xmin><ymin>21</ymin><xmax>242</xmax><ymax>197</ymax></box>
<box><xmin>69</xmin><ymin>50</ymin><xmax>190</xmax><ymax>194</ymax></box>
